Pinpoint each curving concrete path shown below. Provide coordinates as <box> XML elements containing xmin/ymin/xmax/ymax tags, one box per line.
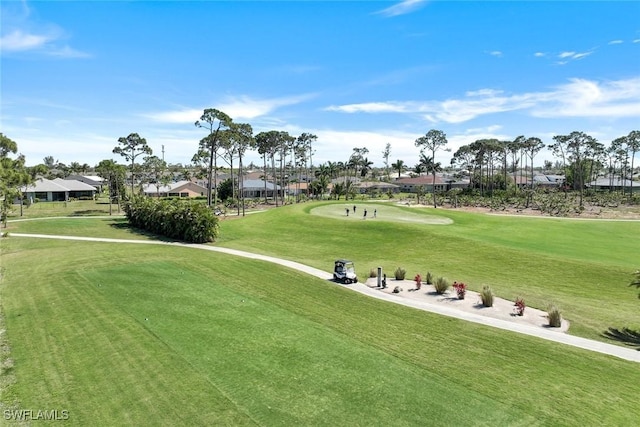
<box><xmin>9</xmin><ymin>232</ymin><xmax>640</xmax><ymax>363</ymax></box>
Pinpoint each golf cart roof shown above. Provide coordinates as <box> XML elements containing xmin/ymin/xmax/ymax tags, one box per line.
<box><xmin>335</xmin><ymin>259</ymin><xmax>353</xmax><ymax>264</ymax></box>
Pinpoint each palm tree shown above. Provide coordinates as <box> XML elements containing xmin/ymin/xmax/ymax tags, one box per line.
<box><xmin>419</xmin><ymin>153</ymin><xmax>442</xmax><ymax>176</ymax></box>
<box><xmin>315</xmin><ymin>163</ymin><xmax>331</xmax><ymax>179</ymax></box>
<box><xmin>69</xmin><ymin>161</ymin><xmax>82</xmax><ymax>175</ymax></box>
<box><xmin>332</xmin><ymin>182</ymin><xmax>345</xmax><ymax>200</ymax></box>
<box><xmin>359</xmin><ymin>157</ymin><xmax>374</xmax><ymax>178</ymax></box>
<box><xmin>413</xmin><ymin>163</ymin><xmax>425</xmax><ymax>175</ymax></box>
<box><xmin>311</xmin><ymin>174</ymin><xmax>329</xmax><ymax>199</ymax></box>
<box><xmin>391</xmin><ymin>159</ymin><xmax>405</xmax><ymax>178</ymax></box>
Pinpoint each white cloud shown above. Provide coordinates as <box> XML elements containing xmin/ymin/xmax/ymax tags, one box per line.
<box><xmin>534</xmin><ymin>52</ymin><xmax>545</xmax><ymax>57</ymax></box>
<box><xmin>325</xmin><ymin>101</ymin><xmax>414</xmax><ymax>114</ymax></box>
<box><xmin>488</xmin><ymin>50</ymin><xmax>503</xmax><ymax>57</ymax></box>
<box><xmin>142</xmin><ymin>108</ymin><xmax>203</xmax><ymax>124</ymax></box>
<box><xmin>571</xmin><ymin>52</ymin><xmax>592</xmax><ymax>60</ymax></box>
<box><xmin>0</xmin><ymin>29</ymin><xmax>51</xmax><ymax>51</ymax></box>
<box><xmin>532</xmin><ymin>77</ymin><xmax>640</xmax><ymax>118</ymax></box>
<box><xmin>556</xmin><ymin>50</ymin><xmax>593</xmax><ymax>64</ymax></box>
<box><xmin>633</xmin><ymin>39</ymin><xmax>640</xmax><ymax>43</ymax></box>
<box><xmin>464</xmin><ymin>125</ymin><xmax>503</xmax><ymax>135</ymax></box>
<box><xmin>46</xmin><ymin>45</ymin><xmax>91</xmax><ymax>58</ymax></box>
<box><xmin>309</xmin><ymin>129</ymin><xmax>424</xmax><ymax>166</ymax></box>
<box><xmin>608</xmin><ymin>40</ymin><xmax>623</xmax><ymax>45</ymax></box>
<box><xmin>375</xmin><ymin>0</ymin><xmax>427</xmax><ymax>18</ymax></box>
<box><xmin>143</xmin><ymin>94</ymin><xmax>315</xmax><ymax>124</ymax></box>
<box><xmin>325</xmin><ymin>77</ymin><xmax>640</xmax><ymax>124</ymax></box>
<box><xmin>465</xmin><ymin>89</ymin><xmax>503</xmax><ymax>97</ymax></box>
<box><xmin>558</xmin><ymin>51</ymin><xmax>575</xmax><ymax>59</ymax></box>
<box><xmin>432</xmin><ymin>94</ymin><xmax>534</xmax><ymax>123</ymax></box>
<box><xmin>0</xmin><ymin>3</ymin><xmax>89</xmax><ymax>58</ymax></box>
<box><xmin>218</xmin><ymin>94</ymin><xmax>315</xmax><ymax>119</ymax></box>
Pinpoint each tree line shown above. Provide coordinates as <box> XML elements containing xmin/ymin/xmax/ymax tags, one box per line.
<box><xmin>2</xmin><ymin>116</ymin><xmax>639</xmax><ymax>225</ymax></box>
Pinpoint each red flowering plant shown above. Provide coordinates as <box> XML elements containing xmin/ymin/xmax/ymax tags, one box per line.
<box><xmin>452</xmin><ymin>282</ymin><xmax>466</xmax><ymax>299</ymax></box>
<box><xmin>414</xmin><ymin>274</ymin><xmax>422</xmax><ymax>290</ymax></box>
<box><xmin>514</xmin><ymin>298</ymin><xmax>526</xmax><ymax>316</ymax></box>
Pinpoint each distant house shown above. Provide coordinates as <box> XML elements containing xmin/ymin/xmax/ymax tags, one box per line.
<box><xmin>22</xmin><ymin>178</ymin><xmax>96</xmax><ymax>202</ymax></box>
<box><xmin>242</xmin><ymin>179</ymin><xmax>280</xmax><ymax>199</ymax></box>
<box><xmin>395</xmin><ymin>175</ymin><xmax>447</xmax><ymax>193</ymax></box>
<box><xmin>285</xmin><ymin>182</ymin><xmax>310</xmax><ymax>196</ymax></box>
<box><xmin>357</xmin><ymin>181</ymin><xmax>400</xmax><ymax>194</ymax></box>
<box><xmin>532</xmin><ymin>174</ymin><xmax>563</xmax><ymax>188</ymax></box>
<box><xmin>141</xmin><ymin>181</ymin><xmax>208</xmax><ymax>198</ymax></box>
<box><xmin>66</xmin><ymin>175</ymin><xmax>105</xmax><ymax>192</ymax></box>
<box><xmin>53</xmin><ymin>179</ymin><xmax>97</xmax><ymax>199</ymax></box>
<box><xmin>589</xmin><ymin>177</ymin><xmax>638</xmax><ymax>192</ymax></box>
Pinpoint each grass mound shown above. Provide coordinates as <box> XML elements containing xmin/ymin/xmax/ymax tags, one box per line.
<box><xmin>310</xmin><ymin>203</ymin><xmax>453</xmax><ymax>225</ymax></box>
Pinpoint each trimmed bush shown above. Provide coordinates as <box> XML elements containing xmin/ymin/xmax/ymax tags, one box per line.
<box><xmin>124</xmin><ymin>196</ymin><xmax>219</xmax><ymax>243</ymax></box>
<box><xmin>434</xmin><ymin>277</ymin><xmax>449</xmax><ymax>294</ymax></box>
<box><xmin>425</xmin><ymin>271</ymin><xmax>433</xmax><ymax>285</ymax></box>
<box><xmin>548</xmin><ymin>305</ymin><xmax>562</xmax><ymax>327</ymax></box>
<box><xmin>481</xmin><ymin>286</ymin><xmax>494</xmax><ymax>307</ymax></box>
<box><xmin>394</xmin><ymin>267</ymin><xmax>406</xmax><ymax>280</ymax></box>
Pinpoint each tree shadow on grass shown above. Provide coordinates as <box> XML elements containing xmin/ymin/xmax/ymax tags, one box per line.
<box><xmin>109</xmin><ymin>220</ymin><xmax>179</xmax><ymax>243</ymax></box>
<box><xmin>69</xmin><ymin>210</ymin><xmax>112</xmax><ymax>216</ymax></box>
<box><xmin>602</xmin><ymin>327</ymin><xmax>640</xmax><ymax>350</ymax></box>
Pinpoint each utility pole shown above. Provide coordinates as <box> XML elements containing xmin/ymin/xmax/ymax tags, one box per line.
<box><xmin>161</xmin><ymin>145</ymin><xmax>165</xmax><ymax>162</ymax></box>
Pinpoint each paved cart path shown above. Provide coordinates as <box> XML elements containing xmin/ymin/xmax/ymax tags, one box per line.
<box><xmin>10</xmin><ymin>232</ymin><xmax>640</xmax><ymax>363</ymax></box>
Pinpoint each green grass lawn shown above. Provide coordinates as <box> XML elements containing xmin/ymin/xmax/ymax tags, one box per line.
<box><xmin>2</xmin><ymin>236</ymin><xmax>640</xmax><ymax>426</ymax></box>
<box><xmin>3</xmin><ymin>201</ymin><xmax>640</xmax><ymax>425</ymax></box>
<box><xmin>214</xmin><ymin>201</ymin><xmax>640</xmax><ymax>341</ymax></box>
<box><xmin>6</xmin><ymin>199</ymin><xmax>121</xmax><ymax>219</ymax></box>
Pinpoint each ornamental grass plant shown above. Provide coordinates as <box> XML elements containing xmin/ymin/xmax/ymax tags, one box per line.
<box><xmin>548</xmin><ymin>305</ymin><xmax>562</xmax><ymax>327</ymax></box>
<box><xmin>481</xmin><ymin>286</ymin><xmax>494</xmax><ymax>307</ymax></box>
<box><xmin>434</xmin><ymin>277</ymin><xmax>449</xmax><ymax>294</ymax></box>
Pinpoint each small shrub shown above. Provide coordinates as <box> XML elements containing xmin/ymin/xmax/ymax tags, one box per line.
<box><xmin>414</xmin><ymin>274</ymin><xmax>422</xmax><ymax>290</ymax></box>
<box><xmin>547</xmin><ymin>305</ymin><xmax>562</xmax><ymax>327</ymax></box>
<box><xmin>425</xmin><ymin>271</ymin><xmax>433</xmax><ymax>285</ymax></box>
<box><xmin>369</xmin><ymin>268</ymin><xmax>378</xmax><ymax>278</ymax></box>
<box><xmin>434</xmin><ymin>277</ymin><xmax>449</xmax><ymax>294</ymax></box>
<box><xmin>394</xmin><ymin>267</ymin><xmax>406</xmax><ymax>280</ymax></box>
<box><xmin>452</xmin><ymin>282</ymin><xmax>467</xmax><ymax>299</ymax></box>
<box><xmin>481</xmin><ymin>286</ymin><xmax>494</xmax><ymax>307</ymax></box>
<box><xmin>514</xmin><ymin>298</ymin><xmax>525</xmax><ymax>316</ymax></box>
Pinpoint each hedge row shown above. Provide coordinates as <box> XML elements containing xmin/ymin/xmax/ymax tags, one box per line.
<box><xmin>124</xmin><ymin>197</ymin><xmax>219</xmax><ymax>243</ymax></box>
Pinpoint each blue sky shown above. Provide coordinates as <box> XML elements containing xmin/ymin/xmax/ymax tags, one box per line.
<box><xmin>2</xmin><ymin>0</ymin><xmax>639</xmax><ymax>169</ymax></box>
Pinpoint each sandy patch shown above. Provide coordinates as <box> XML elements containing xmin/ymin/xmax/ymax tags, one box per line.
<box><xmin>365</xmin><ymin>278</ymin><xmax>570</xmax><ymax>332</ymax></box>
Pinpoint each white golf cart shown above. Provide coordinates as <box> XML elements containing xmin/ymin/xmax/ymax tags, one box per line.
<box><xmin>333</xmin><ymin>259</ymin><xmax>358</xmax><ymax>284</ymax></box>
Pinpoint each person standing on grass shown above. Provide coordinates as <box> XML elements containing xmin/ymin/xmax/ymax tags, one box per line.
<box><xmin>346</xmin><ymin>207</ymin><xmax>349</xmax><ymax>216</ymax></box>
<box><xmin>353</xmin><ymin>205</ymin><xmax>356</xmax><ymax>213</ymax></box>
<box><xmin>374</xmin><ymin>209</ymin><xmax>377</xmax><ymax>218</ymax></box>
<box><xmin>363</xmin><ymin>209</ymin><xmax>367</xmax><ymax>219</ymax></box>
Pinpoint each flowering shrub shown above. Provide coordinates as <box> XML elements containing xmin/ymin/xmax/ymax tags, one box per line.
<box><xmin>452</xmin><ymin>282</ymin><xmax>467</xmax><ymax>299</ymax></box>
<box><xmin>514</xmin><ymin>298</ymin><xmax>525</xmax><ymax>316</ymax></box>
<box><xmin>414</xmin><ymin>274</ymin><xmax>422</xmax><ymax>290</ymax></box>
